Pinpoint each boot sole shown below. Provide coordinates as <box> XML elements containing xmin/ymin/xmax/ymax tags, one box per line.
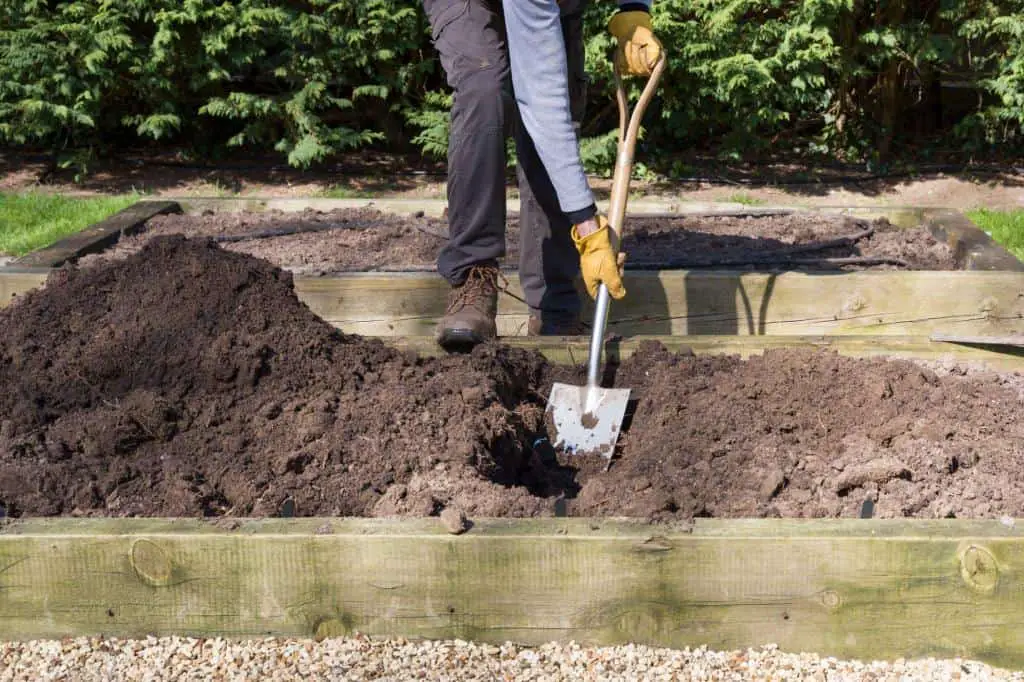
<box><xmin>436</xmin><ymin>327</ymin><xmax>494</xmax><ymax>352</ymax></box>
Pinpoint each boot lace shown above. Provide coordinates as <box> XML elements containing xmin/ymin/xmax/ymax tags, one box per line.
<box><xmin>448</xmin><ymin>266</ymin><xmax>499</xmax><ymax>313</ymax></box>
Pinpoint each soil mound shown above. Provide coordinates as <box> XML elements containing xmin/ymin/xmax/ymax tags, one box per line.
<box><xmin>0</xmin><ymin>237</ymin><xmax>551</xmax><ymax>517</ymax></box>
<box><xmin>2</xmin><ymin>238</ymin><xmax>1022</xmax><ymax>519</ymax></box>
<box><xmin>564</xmin><ymin>342</ymin><xmax>1024</xmax><ymax>519</ymax></box>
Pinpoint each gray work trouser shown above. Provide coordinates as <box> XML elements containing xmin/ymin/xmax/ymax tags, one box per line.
<box><xmin>422</xmin><ymin>0</ymin><xmax>588</xmax><ymax>322</ymax></box>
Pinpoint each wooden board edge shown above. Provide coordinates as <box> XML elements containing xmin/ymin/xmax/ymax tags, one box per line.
<box><xmin>166</xmin><ymin>197</ymin><xmax>931</xmax><ymax>225</ymax></box>
<box><xmin>3</xmin><ymin>516</ymin><xmax>1024</xmax><ymax>538</ymax></box>
<box><xmin>1</xmin><ymin>517</ymin><xmax>1024</xmax><ymax>667</ymax></box>
<box><xmin>4</xmin><ymin>269</ymin><xmax>1023</xmax><ymax>358</ymax></box>
<box><xmin>924</xmin><ymin>209</ymin><xmax>1024</xmax><ymax>272</ymax></box>
<box><xmin>0</xmin><ymin>270</ymin><xmax>48</xmax><ymax>308</ymax></box>
<box><xmin>13</xmin><ymin>200</ymin><xmax>182</xmax><ymax>268</ymax></box>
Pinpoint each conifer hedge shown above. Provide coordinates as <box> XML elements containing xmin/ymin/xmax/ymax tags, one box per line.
<box><xmin>1</xmin><ymin>0</ymin><xmax>1021</xmax><ymax>172</ymax></box>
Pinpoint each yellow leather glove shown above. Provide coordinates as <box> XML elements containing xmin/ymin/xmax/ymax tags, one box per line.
<box><xmin>607</xmin><ymin>11</ymin><xmax>663</xmax><ymax>77</ymax></box>
<box><xmin>572</xmin><ymin>215</ymin><xmax>626</xmax><ymax>300</ymax></box>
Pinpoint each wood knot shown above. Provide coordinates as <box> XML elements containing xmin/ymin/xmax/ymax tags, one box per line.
<box><xmin>130</xmin><ymin>539</ymin><xmax>173</xmax><ymax>587</ymax></box>
<box><xmin>613</xmin><ymin>601</ymin><xmax>671</xmax><ymax>638</ymax></box>
<box><xmin>960</xmin><ymin>545</ymin><xmax>999</xmax><ymax>593</ymax></box>
<box><xmin>820</xmin><ymin>590</ymin><xmax>842</xmax><ymax>611</ymax></box>
<box><xmin>314</xmin><ymin>617</ymin><xmax>349</xmax><ymax>640</ymax></box>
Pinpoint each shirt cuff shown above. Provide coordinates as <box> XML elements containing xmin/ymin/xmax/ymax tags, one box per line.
<box><xmin>565</xmin><ymin>203</ymin><xmax>598</xmax><ymax>225</ymax></box>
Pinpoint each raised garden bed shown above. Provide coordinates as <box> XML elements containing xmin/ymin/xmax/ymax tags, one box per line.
<box><xmin>1</xmin><ymin>203</ymin><xmax>1024</xmax><ymax>666</ymax></box>
<box><xmin>3</xmin><ymin>516</ymin><xmax>1023</xmax><ymax>669</ymax></box>
<box><xmin>2</xmin><ymin>237</ymin><xmax>1023</xmax><ymax>521</ymax></box>
<box><xmin>79</xmin><ymin>207</ymin><xmax>957</xmax><ymax>272</ymax></box>
<box><xmin>4</xmin><ymin>200</ymin><xmax>1024</xmax><ymax>338</ymax></box>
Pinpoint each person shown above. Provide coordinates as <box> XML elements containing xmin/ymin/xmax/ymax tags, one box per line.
<box><xmin>421</xmin><ymin>0</ymin><xmax>662</xmax><ymax>348</ymax></box>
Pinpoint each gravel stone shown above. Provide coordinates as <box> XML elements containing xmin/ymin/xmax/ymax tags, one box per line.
<box><xmin>0</xmin><ymin>637</ymin><xmax>1019</xmax><ymax>681</ymax></box>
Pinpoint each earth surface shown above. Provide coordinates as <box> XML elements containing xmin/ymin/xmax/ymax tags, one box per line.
<box><xmin>77</xmin><ymin>208</ymin><xmax>957</xmax><ymax>273</ymax></box>
<box><xmin>4</xmin><ymin>151</ymin><xmax>1022</xmax><ymax>211</ymax></box>
<box><xmin>2</xmin><ymin>237</ymin><xmax>1022</xmax><ymax>520</ymax></box>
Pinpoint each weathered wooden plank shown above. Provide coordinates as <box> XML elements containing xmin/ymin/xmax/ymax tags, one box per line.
<box><xmin>394</xmin><ymin>334</ymin><xmax>1024</xmax><ymax>371</ymax></box>
<box><xmin>2</xmin><ymin>267</ymin><xmax>1023</xmax><ymax>370</ymax></box>
<box><xmin>295</xmin><ymin>273</ymin><xmax>471</xmax><ymax>337</ymax></box>
<box><xmin>4</xmin><ymin>268</ymin><xmax>1023</xmax><ymax>337</ymax></box>
<box><xmin>14</xmin><ymin>200</ymin><xmax>181</xmax><ymax>268</ymax></box>
<box><xmin>1</xmin><ymin>266</ymin><xmax>1022</xmax><ymax>369</ymax></box>
<box><xmin>0</xmin><ymin>518</ymin><xmax>1023</xmax><ymax>667</ymax></box>
<box><xmin>0</xmin><ymin>270</ymin><xmax>48</xmax><ymax>308</ymax></box>
<box><xmin>294</xmin><ymin>271</ymin><xmax>1024</xmax><ymax>337</ymax></box>
<box><xmin>925</xmin><ymin>209</ymin><xmax>1024</xmax><ymax>272</ymax></box>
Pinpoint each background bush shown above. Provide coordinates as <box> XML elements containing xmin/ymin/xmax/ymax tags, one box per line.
<box><xmin>1</xmin><ymin>0</ymin><xmax>1022</xmax><ymax>175</ymax></box>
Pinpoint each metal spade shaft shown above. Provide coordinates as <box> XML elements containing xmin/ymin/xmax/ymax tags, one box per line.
<box><xmin>546</xmin><ymin>53</ymin><xmax>667</xmax><ymax>460</ymax></box>
<box><xmin>583</xmin><ymin>55</ymin><xmax>668</xmax><ymax>400</ymax></box>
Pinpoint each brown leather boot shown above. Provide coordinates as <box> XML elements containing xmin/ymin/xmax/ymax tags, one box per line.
<box><xmin>527</xmin><ymin>314</ymin><xmax>586</xmax><ymax>336</ymax></box>
<box><xmin>436</xmin><ymin>266</ymin><xmax>499</xmax><ymax>350</ymax></box>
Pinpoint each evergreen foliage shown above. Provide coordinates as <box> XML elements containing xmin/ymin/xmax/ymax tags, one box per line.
<box><xmin>1</xmin><ymin>1</ymin><xmax>1021</xmax><ymax>173</ymax></box>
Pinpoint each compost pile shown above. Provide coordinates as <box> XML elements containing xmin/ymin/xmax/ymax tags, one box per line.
<box><xmin>2</xmin><ymin>237</ymin><xmax>1022</xmax><ymax>519</ymax></box>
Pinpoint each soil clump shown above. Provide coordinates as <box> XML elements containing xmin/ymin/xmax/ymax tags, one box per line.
<box><xmin>79</xmin><ymin>208</ymin><xmax>957</xmax><ymax>273</ymax></box>
<box><xmin>4</xmin><ymin>238</ymin><xmax>1021</xmax><ymax>520</ymax></box>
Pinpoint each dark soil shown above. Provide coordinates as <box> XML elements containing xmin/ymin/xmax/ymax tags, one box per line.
<box><xmin>3</xmin><ymin>238</ymin><xmax>1020</xmax><ymax>520</ymax></box>
<box><xmin>77</xmin><ymin>208</ymin><xmax>957</xmax><ymax>273</ymax></box>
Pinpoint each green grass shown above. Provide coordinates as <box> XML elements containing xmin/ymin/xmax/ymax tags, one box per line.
<box><xmin>724</xmin><ymin>192</ymin><xmax>765</xmax><ymax>206</ymax></box>
<box><xmin>317</xmin><ymin>186</ymin><xmax>375</xmax><ymax>199</ymax></box>
<box><xmin>967</xmin><ymin>208</ymin><xmax>1024</xmax><ymax>261</ymax></box>
<box><xmin>0</xmin><ymin>193</ymin><xmax>138</xmax><ymax>257</ymax></box>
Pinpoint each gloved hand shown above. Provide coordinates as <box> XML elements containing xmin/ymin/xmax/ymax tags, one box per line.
<box><xmin>607</xmin><ymin>10</ymin><xmax>663</xmax><ymax>76</ymax></box>
<box><xmin>572</xmin><ymin>215</ymin><xmax>626</xmax><ymax>299</ymax></box>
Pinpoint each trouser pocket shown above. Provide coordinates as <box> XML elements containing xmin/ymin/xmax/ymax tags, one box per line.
<box><xmin>423</xmin><ymin>0</ymin><xmax>505</xmax><ymax>90</ymax></box>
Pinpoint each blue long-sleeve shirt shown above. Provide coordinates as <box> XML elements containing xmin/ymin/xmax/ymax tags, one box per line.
<box><xmin>502</xmin><ymin>0</ymin><xmax>651</xmax><ymax>220</ymax></box>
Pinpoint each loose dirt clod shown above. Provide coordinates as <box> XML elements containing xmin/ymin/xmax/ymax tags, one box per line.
<box><xmin>440</xmin><ymin>506</ymin><xmax>469</xmax><ymax>534</ymax></box>
<box><xmin>834</xmin><ymin>457</ymin><xmax>912</xmax><ymax>493</ymax></box>
<box><xmin>2</xmin><ymin>237</ymin><xmax>1022</xmax><ymax>520</ymax></box>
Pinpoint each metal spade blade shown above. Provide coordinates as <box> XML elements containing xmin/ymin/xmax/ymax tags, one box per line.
<box><xmin>546</xmin><ymin>381</ymin><xmax>630</xmax><ymax>460</ymax></box>
<box><xmin>544</xmin><ymin>53</ymin><xmax>665</xmax><ymax>463</ymax></box>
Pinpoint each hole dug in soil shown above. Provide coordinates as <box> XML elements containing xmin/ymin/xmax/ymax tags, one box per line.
<box><xmin>2</xmin><ymin>237</ymin><xmax>1022</xmax><ymax>520</ymax></box>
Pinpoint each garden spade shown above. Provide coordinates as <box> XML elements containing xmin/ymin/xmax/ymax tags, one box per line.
<box><xmin>546</xmin><ymin>53</ymin><xmax>667</xmax><ymax>460</ymax></box>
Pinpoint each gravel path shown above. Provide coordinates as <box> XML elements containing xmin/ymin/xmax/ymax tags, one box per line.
<box><xmin>1</xmin><ymin>637</ymin><xmax>1020</xmax><ymax>681</ymax></box>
